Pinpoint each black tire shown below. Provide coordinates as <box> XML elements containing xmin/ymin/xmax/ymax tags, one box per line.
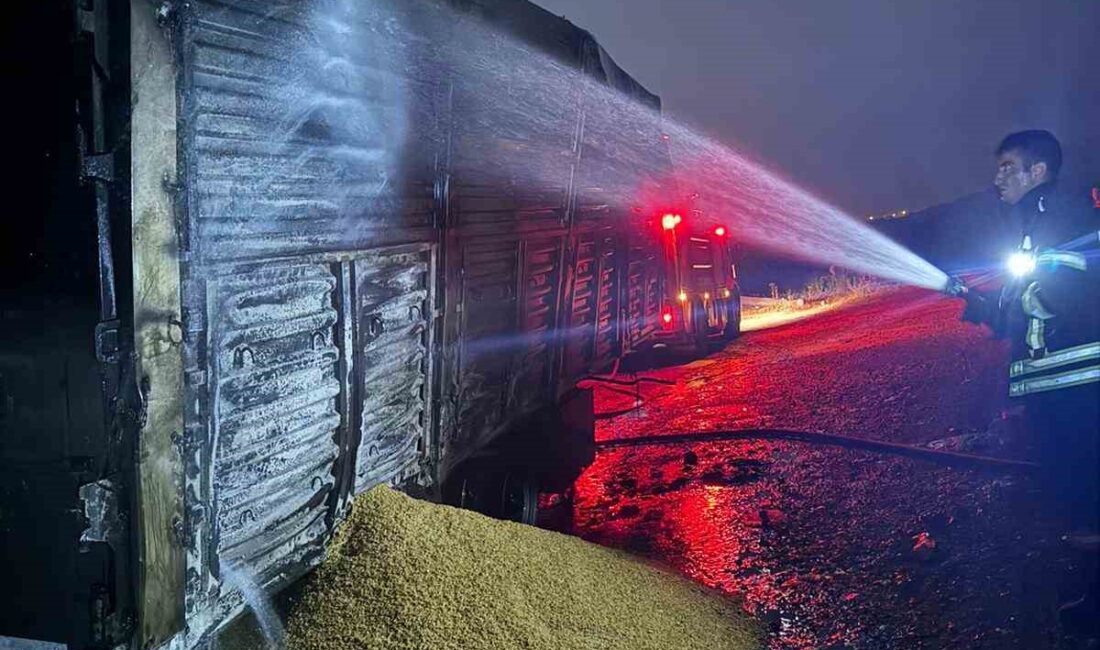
<box><xmin>691</xmin><ymin>298</ymin><xmax>710</xmax><ymax>352</ymax></box>
<box><xmin>444</xmin><ymin>466</ymin><xmax>489</xmax><ymax>512</ymax></box>
<box><xmin>498</xmin><ymin>471</ymin><xmax>539</xmax><ymax>525</ymax></box>
<box><xmin>445</xmin><ymin>464</ymin><xmax>539</xmax><ymax>525</ymax></box>
<box><xmin>723</xmin><ymin>290</ymin><xmax>742</xmax><ymax>341</ymax></box>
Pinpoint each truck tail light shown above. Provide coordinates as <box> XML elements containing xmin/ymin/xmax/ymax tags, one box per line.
<box><xmin>661</xmin><ymin>305</ymin><xmax>675</xmax><ymax>329</ymax></box>
<box><xmin>714</xmin><ymin>225</ymin><xmax>727</xmax><ymax>237</ymax></box>
<box><xmin>661</xmin><ymin>213</ymin><xmax>682</xmax><ymax>231</ymax></box>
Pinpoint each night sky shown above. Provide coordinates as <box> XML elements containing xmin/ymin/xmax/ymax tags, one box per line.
<box><xmin>534</xmin><ymin>0</ymin><xmax>1099</xmax><ymax>217</ymax></box>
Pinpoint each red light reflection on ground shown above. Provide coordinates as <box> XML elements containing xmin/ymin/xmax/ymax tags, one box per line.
<box><xmin>574</xmin><ymin>442</ymin><xmax>785</xmax><ymax>609</ymax></box>
<box><xmin>569</xmin><ymin>289</ymin><xmax>1027</xmax><ymax>649</ymax></box>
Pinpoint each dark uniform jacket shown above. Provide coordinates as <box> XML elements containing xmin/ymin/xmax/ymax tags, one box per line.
<box><xmin>990</xmin><ymin>182</ymin><xmax>1100</xmax><ymax>398</ymax></box>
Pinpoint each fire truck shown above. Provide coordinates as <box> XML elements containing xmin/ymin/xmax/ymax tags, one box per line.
<box><xmin>654</xmin><ymin>211</ymin><xmax>742</xmax><ymax>351</ymax></box>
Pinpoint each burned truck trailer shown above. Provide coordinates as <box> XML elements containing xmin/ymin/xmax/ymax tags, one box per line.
<box><xmin>0</xmin><ymin>0</ymin><xmax>680</xmax><ymax>648</ymax></box>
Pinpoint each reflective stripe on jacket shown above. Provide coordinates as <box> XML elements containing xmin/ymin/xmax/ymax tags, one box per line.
<box><xmin>1009</xmin><ymin>341</ymin><xmax>1100</xmax><ymax>397</ymax></box>
<box><xmin>1002</xmin><ymin>185</ymin><xmax>1100</xmax><ymax>399</ymax></box>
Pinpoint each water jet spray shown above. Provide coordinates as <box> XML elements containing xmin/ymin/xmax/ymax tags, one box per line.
<box><xmin>409</xmin><ymin>10</ymin><xmax>952</xmax><ymax>291</ymax></box>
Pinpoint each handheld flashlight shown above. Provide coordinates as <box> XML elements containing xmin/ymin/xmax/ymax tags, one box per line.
<box><xmin>1007</xmin><ymin>251</ymin><xmax>1036</xmax><ymax>277</ymax></box>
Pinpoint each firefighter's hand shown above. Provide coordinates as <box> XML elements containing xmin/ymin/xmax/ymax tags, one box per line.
<box><xmin>960</xmin><ymin>290</ymin><xmax>989</xmax><ymax>324</ymax></box>
<box><xmin>943</xmin><ymin>276</ymin><xmax>968</xmax><ymax>297</ymax></box>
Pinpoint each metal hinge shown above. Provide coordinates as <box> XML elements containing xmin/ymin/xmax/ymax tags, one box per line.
<box><xmin>95</xmin><ymin>319</ymin><xmax>121</xmax><ymax>364</ymax></box>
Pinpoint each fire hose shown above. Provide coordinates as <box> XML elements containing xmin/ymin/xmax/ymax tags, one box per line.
<box><xmin>580</xmin><ymin>374</ymin><xmax>676</xmax><ymax>387</ymax></box>
<box><xmin>595</xmin><ymin>428</ymin><xmax>1039</xmax><ymax>471</ymax></box>
<box><xmin>582</xmin><ymin>381</ymin><xmax>1028</xmax><ymax>471</ymax></box>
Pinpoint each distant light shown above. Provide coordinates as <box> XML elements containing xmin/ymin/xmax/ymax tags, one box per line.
<box><xmin>661</xmin><ymin>213</ymin><xmax>682</xmax><ymax>230</ymax></box>
<box><xmin>703</xmin><ymin>292</ymin><xmax>711</xmax><ymax>301</ymax></box>
<box><xmin>1007</xmin><ymin>251</ymin><xmax>1036</xmax><ymax>277</ymax></box>
<box><xmin>721</xmin><ymin>288</ymin><xmax>731</xmax><ymax>299</ymax></box>
<box><xmin>714</xmin><ymin>226</ymin><xmax>726</xmax><ymax>237</ymax></box>
<box><xmin>678</xmin><ymin>291</ymin><xmax>688</xmax><ymax>302</ymax></box>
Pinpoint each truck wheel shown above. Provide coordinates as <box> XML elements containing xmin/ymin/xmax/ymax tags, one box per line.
<box><xmin>445</xmin><ymin>465</ymin><xmax>539</xmax><ymax>525</ymax></box>
<box><xmin>723</xmin><ymin>290</ymin><xmax>742</xmax><ymax>341</ymax></box>
<box><xmin>498</xmin><ymin>471</ymin><xmax>539</xmax><ymax>525</ymax></box>
<box><xmin>692</xmin><ymin>299</ymin><xmax>710</xmax><ymax>352</ymax></box>
<box><xmin>445</xmin><ymin>466</ymin><xmax>489</xmax><ymax>512</ymax></box>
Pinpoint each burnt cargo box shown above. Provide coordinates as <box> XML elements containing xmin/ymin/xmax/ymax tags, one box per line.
<box><xmin>0</xmin><ymin>0</ymin><xmax>672</xmax><ymax>648</ymax></box>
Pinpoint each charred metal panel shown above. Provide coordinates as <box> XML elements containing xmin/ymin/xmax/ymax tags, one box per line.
<box><xmin>352</xmin><ymin>246</ymin><xmax>435</xmax><ymax>493</ymax></box>
<box><xmin>563</xmin><ymin>231</ymin><xmax>599</xmax><ymax>379</ymax></box>
<box><xmin>624</xmin><ymin>246</ymin><xmax>661</xmax><ymax>351</ymax></box>
<box><xmin>183</xmin><ymin>0</ymin><xmax>440</xmax><ymax>263</ymax></box>
<box><xmin>592</xmin><ymin>230</ymin><xmax>621</xmax><ymax>364</ymax></box>
<box><xmin>515</xmin><ymin>237</ymin><xmax>563</xmax><ymax>412</ymax></box>
<box><xmin>182</xmin><ymin>248</ymin><xmax>437</xmax><ymax>642</ymax></box>
<box><xmin>560</xmin><ymin>226</ymin><xmax>621</xmax><ymax>376</ymax></box>
<box><xmin>448</xmin><ymin>42</ymin><xmax>575</xmax><ymax>217</ymax></box>
<box><xmin>438</xmin><ymin>231</ymin><xmax>567</xmax><ymax>476</ymax></box>
<box><xmin>449</xmin><ymin>181</ymin><xmax>567</xmax><ymax>228</ymax></box>
<box><xmin>194</xmin><ymin>261</ymin><xmax>339</xmax><ymax>634</ymax></box>
<box><xmin>455</xmin><ymin>238</ymin><xmax>519</xmax><ymax>441</ymax></box>
<box><xmin>436</xmin><ymin>235</ymin><xmax>521</xmax><ymax>473</ymax></box>
<box><xmin>175</xmin><ymin>1</ymin><xmax>448</xmax><ymax>643</ymax></box>
<box><xmin>447</xmin><ymin>38</ymin><xmax>575</xmax><ymax>231</ymax></box>
<box><xmin>164</xmin><ymin>0</ymin><xmax>672</xmax><ymax>643</ymax></box>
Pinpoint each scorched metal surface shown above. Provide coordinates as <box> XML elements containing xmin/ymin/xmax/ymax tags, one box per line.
<box><xmin>2</xmin><ymin>0</ymin><xmax>684</xmax><ymax>646</ymax></box>
<box><xmin>166</xmin><ymin>0</ymin><xmax>675</xmax><ymax>644</ymax></box>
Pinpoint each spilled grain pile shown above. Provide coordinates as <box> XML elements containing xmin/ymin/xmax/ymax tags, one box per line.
<box><xmin>286</xmin><ymin>486</ymin><xmax>760</xmax><ymax>650</ymax></box>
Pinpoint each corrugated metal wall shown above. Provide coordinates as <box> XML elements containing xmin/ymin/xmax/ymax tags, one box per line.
<box><xmin>176</xmin><ymin>0</ymin><xmax>445</xmax><ymax>638</ymax></box>
<box><xmin>169</xmin><ymin>0</ymin><xmax>669</xmax><ymax>641</ymax></box>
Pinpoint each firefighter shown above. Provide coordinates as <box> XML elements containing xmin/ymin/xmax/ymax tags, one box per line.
<box><xmin>953</xmin><ymin>129</ymin><xmax>1099</xmax><ymax>633</ymax></box>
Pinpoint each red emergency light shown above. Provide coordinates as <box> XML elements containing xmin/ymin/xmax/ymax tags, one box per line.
<box><xmin>660</xmin><ymin>304</ymin><xmax>675</xmax><ymax>329</ymax></box>
<box><xmin>661</xmin><ymin>213</ymin><xmax>682</xmax><ymax>231</ymax></box>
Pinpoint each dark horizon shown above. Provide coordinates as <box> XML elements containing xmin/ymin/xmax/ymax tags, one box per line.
<box><xmin>535</xmin><ymin>0</ymin><xmax>1100</xmax><ymax>218</ymax></box>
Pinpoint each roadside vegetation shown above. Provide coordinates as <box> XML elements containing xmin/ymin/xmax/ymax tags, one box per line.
<box><xmin>743</xmin><ymin>271</ymin><xmax>882</xmax><ymax>331</ymax></box>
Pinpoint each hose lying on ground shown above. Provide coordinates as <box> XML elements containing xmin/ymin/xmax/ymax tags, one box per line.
<box><xmin>595</xmin><ymin>405</ymin><xmax>645</xmax><ymax>420</ymax></box>
<box><xmin>596</xmin><ymin>428</ymin><xmax>1039</xmax><ymax>471</ymax></box>
<box><xmin>585</xmin><ymin>383</ymin><xmax>646</xmax><ymax>400</ymax></box>
<box><xmin>580</xmin><ymin>379</ymin><xmax>655</xmax><ymax>420</ymax></box>
<box><xmin>580</xmin><ymin>374</ymin><xmax>676</xmax><ymax>387</ymax></box>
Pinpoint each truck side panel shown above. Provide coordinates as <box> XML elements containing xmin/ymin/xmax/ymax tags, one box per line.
<box><xmin>164</xmin><ymin>0</ymin><xmax>668</xmax><ymax>643</ymax></box>
<box><xmin>174</xmin><ymin>1</ymin><xmax>444</xmax><ymax>641</ymax></box>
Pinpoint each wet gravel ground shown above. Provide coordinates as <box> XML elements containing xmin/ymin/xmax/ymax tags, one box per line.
<box><xmin>564</xmin><ymin>288</ymin><xmax>1099</xmax><ymax>649</ymax></box>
